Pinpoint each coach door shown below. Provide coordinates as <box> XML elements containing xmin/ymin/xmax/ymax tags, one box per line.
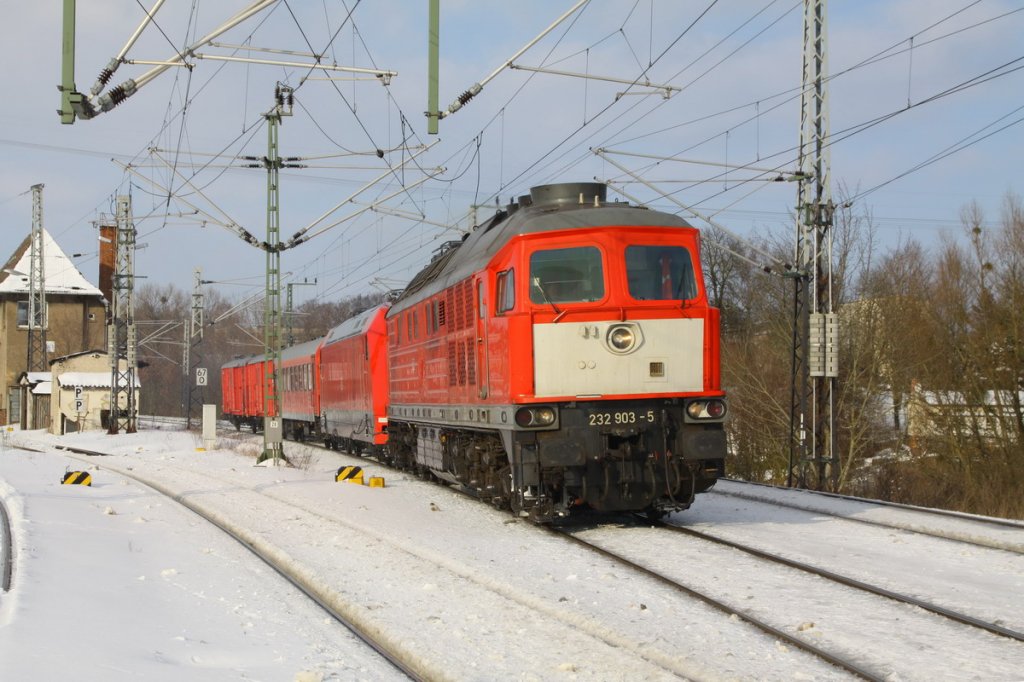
<box><xmin>476</xmin><ymin>277</ymin><xmax>490</xmax><ymax>399</ymax></box>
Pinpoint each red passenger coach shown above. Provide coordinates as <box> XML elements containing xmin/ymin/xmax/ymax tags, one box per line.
<box><xmin>280</xmin><ymin>338</ymin><xmax>322</xmax><ymax>440</ymax></box>
<box><xmin>386</xmin><ymin>182</ymin><xmax>727</xmax><ymax>522</ymax></box>
<box><xmin>319</xmin><ymin>304</ymin><xmax>390</xmax><ymax>454</ymax></box>
<box><xmin>220</xmin><ymin>356</ymin><xmax>248</xmax><ymax>423</ymax></box>
<box><xmin>221</xmin><ymin>354</ymin><xmax>275</xmax><ymax>431</ymax></box>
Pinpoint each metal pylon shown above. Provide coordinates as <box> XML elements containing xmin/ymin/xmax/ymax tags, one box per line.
<box><xmin>108</xmin><ymin>195</ymin><xmax>138</xmax><ymax>433</ymax></box>
<box><xmin>258</xmin><ymin>84</ymin><xmax>293</xmax><ymax>464</ymax></box>
<box><xmin>186</xmin><ymin>267</ymin><xmax>205</xmax><ymax>428</ymax></box>
<box><xmin>27</xmin><ymin>184</ymin><xmax>48</xmax><ymax>373</ymax></box>
<box><xmin>789</xmin><ymin>0</ymin><xmax>838</xmax><ymax>490</ymax></box>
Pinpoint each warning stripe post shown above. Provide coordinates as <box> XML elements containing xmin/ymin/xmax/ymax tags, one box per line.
<box><xmin>335</xmin><ymin>466</ymin><xmax>364</xmax><ymax>485</ymax></box>
<box><xmin>61</xmin><ymin>471</ymin><xmax>92</xmax><ymax>486</ymax></box>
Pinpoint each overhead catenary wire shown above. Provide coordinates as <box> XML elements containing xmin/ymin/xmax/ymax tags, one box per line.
<box><xmin>46</xmin><ymin>0</ymin><xmax>1022</xmax><ymax>312</ymax></box>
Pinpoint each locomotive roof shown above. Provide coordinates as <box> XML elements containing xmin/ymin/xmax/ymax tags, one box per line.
<box><xmin>222</xmin><ymin>355</ymin><xmax>256</xmax><ymax>369</ymax></box>
<box><xmin>322</xmin><ymin>303</ymin><xmax>388</xmax><ymax>346</ymax></box>
<box><xmin>280</xmin><ymin>337</ymin><xmax>322</xmax><ymax>362</ymax></box>
<box><xmin>391</xmin><ymin>183</ymin><xmax>694</xmax><ymax>314</ymax></box>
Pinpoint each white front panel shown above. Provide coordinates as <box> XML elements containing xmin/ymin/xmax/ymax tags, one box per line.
<box><xmin>533</xmin><ymin>318</ymin><xmax>704</xmax><ymax>398</ymax></box>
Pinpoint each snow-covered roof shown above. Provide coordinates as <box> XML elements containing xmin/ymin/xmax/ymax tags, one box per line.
<box><xmin>914</xmin><ymin>386</ymin><xmax>1024</xmax><ymax>407</ymax></box>
<box><xmin>56</xmin><ymin>372</ymin><xmax>141</xmax><ymax>389</ymax></box>
<box><xmin>32</xmin><ymin>381</ymin><xmax>52</xmax><ymax>395</ymax></box>
<box><xmin>0</xmin><ymin>228</ymin><xmax>102</xmax><ymax>297</ymax></box>
<box><xmin>22</xmin><ymin>372</ymin><xmax>51</xmax><ymax>384</ymax></box>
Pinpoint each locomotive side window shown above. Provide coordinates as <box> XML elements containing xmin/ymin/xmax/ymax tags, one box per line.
<box><xmin>496</xmin><ymin>269</ymin><xmax>515</xmax><ymax>314</ymax></box>
<box><xmin>529</xmin><ymin>247</ymin><xmax>604</xmax><ymax>304</ymax></box>
<box><xmin>625</xmin><ymin>245</ymin><xmax>697</xmax><ymax>301</ymax></box>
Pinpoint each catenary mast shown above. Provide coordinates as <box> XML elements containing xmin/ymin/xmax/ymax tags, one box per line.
<box><xmin>790</xmin><ymin>0</ymin><xmax>839</xmax><ymax>490</ymax></box>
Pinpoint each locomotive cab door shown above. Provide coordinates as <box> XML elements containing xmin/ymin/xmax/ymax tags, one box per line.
<box><xmin>476</xmin><ymin>277</ymin><xmax>490</xmax><ymax>399</ymax></box>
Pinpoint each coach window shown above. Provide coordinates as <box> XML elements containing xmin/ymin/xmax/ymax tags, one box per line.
<box><xmin>529</xmin><ymin>247</ymin><xmax>604</xmax><ymax>304</ymax></box>
<box><xmin>496</xmin><ymin>269</ymin><xmax>515</xmax><ymax>314</ymax></box>
<box><xmin>625</xmin><ymin>245</ymin><xmax>697</xmax><ymax>301</ymax></box>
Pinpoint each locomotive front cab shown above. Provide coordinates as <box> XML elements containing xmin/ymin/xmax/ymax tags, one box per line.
<box><xmin>508</xmin><ymin>216</ymin><xmax>727</xmax><ymax>520</ymax></box>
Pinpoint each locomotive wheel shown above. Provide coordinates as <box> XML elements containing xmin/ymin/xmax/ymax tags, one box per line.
<box><xmin>644</xmin><ymin>506</ymin><xmax>666</xmax><ymax>522</ymax></box>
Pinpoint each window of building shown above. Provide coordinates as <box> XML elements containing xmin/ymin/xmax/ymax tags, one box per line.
<box><xmin>528</xmin><ymin>247</ymin><xmax>604</xmax><ymax>304</ymax></box>
<box><xmin>625</xmin><ymin>245</ymin><xmax>697</xmax><ymax>301</ymax></box>
<box><xmin>8</xmin><ymin>388</ymin><xmax>21</xmax><ymax>425</ymax></box>
<box><xmin>16</xmin><ymin>301</ymin><xmax>48</xmax><ymax>329</ymax></box>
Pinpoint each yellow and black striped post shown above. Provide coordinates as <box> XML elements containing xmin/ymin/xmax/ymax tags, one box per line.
<box><xmin>61</xmin><ymin>471</ymin><xmax>92</xmax><ymax>486</ymax></box>
<box><xmin>335</xmin><ymin>466</ymin><xmax>364</xmax><ymax>485</ymax></box>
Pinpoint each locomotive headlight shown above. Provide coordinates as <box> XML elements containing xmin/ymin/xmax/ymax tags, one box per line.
<box><xmin>606</xmin><ymin>324</ymin><xmax>640</xmax><ymax>354</ymax></box>
<box><xmin>686</xmin><ymin>399</ymin><xmax>728</xmax><ymax>421</ymax></box>
<box><xmin>515</xmin><ymin>406</ymin><xmax>557</xmax><ymax>428</ymax></box>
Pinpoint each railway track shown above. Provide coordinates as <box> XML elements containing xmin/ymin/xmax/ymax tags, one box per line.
<box><xmin>724</xmin><ymin>478</ymin><xmax>1024</xmax><ymax>529</ymax></box>
<box><xmin>243</xmin><ymin>433</ymin><xmax>1024</xmax><ymax>649</ymax></box>
<box><xmin>0</xmin><ymin>494</ymin><xmax>12</xmax><ymax>593</ymax></box>
<box><xmin>43</xmin><ymin>436</ymin><xmax>865</xmax><ymax>679</ymax></box>
<box><xmin>27</xmin><ymin>430</ymin><xmax>1024</xmax><ymax>678</ymax></box>
<box><xmin>54</xmin><ymin>444</ymin><xmax>426</xmax><ymax>681</ymax></box>
<box><xmin>711</xmin><ymin>482</ymin><xmax>1024</xmax><ymax>554</ymax></box>
<box><xmin>655</xmin><ymin>519</ymin><xmax>1024</xmax><ymax>642</ymax></box>
<box><xmin>548</xmin><ymin>524</ymin><xmax>885</xmax><ymax>681</ymax></box>
<box><xmin>555</xmin><ymin>511</ymin><xmax>1024</xmax><ymax>681</ymax></box>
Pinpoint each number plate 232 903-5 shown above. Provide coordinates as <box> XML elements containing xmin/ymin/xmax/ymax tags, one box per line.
<box><xmin>587</xmin><ymin>410</ymin><xmax>656</xmax><ymax>427</ymax></box>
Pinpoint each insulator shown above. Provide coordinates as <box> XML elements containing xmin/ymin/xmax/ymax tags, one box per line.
<box><xmin>376</xmin><ymin>149</ymin><xmax>384</xmax><ymax>158</ymax></box>
<box><xmin>97</xmin><ymin>68</ymin><xmax>113</xmax><ymax>89</ymax></box>
<box><xmin>108</xmin><ymin>85</ymin><xmax>129</xmax><ymax>106</ymax></box>
<box><xmin>457</xmin><ymin>88</ymin><xmax>476</xmax><ymax>106</ymax></box>
<box><xmin>98</xmin><ymin>79</ymin><xmax>137</xmax><ymax>112</ymax></box>
<box><xmin>287</xmin><ymin>93</ymin><xmax>294</xmax><ymax>106</ymax></box>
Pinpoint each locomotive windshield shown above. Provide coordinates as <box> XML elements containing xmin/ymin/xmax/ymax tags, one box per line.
<box><xmin>625</xmin><ymin>245</ymin><xmax>697</xmax><ymax>301</ymax></box>
<box><xmin>529</xmin><ymin>246</ymin><xmax>604</xmax><ymax>304</ymax></box>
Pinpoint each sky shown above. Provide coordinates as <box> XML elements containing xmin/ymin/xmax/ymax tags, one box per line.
<box><xmin>1</xmin><ymin>1</ymin><xmax>1022</xmax><ymax>309</ymax></box>
<box><xmin>2</xmin><ymin>424</ymin><xmax>1023</xmax><ymax>680</ymax></box>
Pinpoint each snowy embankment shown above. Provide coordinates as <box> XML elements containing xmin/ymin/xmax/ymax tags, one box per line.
<box><xmin>3</xmin><ymin>425</ymin><xmax>1024</xmax><ymax>681</ymax></box>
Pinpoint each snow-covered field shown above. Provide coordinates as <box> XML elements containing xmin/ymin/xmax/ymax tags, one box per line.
<box><xmin>2</xmin><ymin>425</ymin><xmax>1023</xmax><ymax>681</ymax></box>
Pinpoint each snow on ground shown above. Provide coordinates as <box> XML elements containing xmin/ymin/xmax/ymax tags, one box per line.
<box><xmin>2</xmin><ymin>424</ymin><xmax>1023</xmax><ymax>681</ymax></box>
<box><xmin>0</xmin><ymin>431</ymin><xmax>401</xmax><ymax>681</ymax></box>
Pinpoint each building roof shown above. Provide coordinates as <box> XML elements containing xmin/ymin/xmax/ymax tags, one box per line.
<box><xmin>0</xmin><ymin>228</ymin><xmax>102</xmax><ymax>297</ymax></box>
<box><xmin>56</xmin><ymin>372</ymin><xmax>141</xmax><ymax>389</ymax></box>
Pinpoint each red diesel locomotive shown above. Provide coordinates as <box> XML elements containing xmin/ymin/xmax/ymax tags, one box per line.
<box><xmin>221</xmin><ymin>182</ymin><xmax>726</xmax><ymax>522</ymax></box>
